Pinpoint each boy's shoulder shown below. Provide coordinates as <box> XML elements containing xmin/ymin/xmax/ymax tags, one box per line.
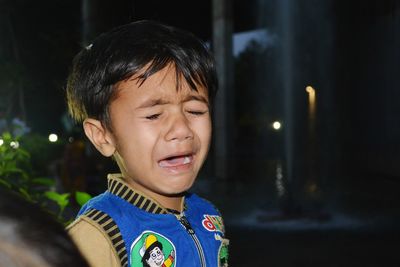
<box><xmin>185</xmin><ymin>193</ymin><xmax>226</xmax><ymax>235</ymax></box>
<box><xmin>66</xmin><ymin>212</ymin><xmax>121</xmax><ymax>267</ymax></box>
<box><xmin>185</xmin><ymin>193</ymin><xmax>223</xmax><ymax>216</ymax></box>
<box><xmin>76</xmin><ymin>191</ymin><xmax>115</xmax><ymax>216</ymax></box>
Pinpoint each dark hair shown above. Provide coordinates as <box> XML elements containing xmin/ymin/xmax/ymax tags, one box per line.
<box><xmin>141</xmin><ymin>241</ymin><xmax>163</xmax><ymax>267</ymax></box>
<box><xmin>0</xmin><ymin>187</ymin><xmax>89</xmax><ymax>267</ymax></box>
<box><xmin>66</xmin><ymin>20</ymin><xmax>218</xmax><ymax>130</ymax></box>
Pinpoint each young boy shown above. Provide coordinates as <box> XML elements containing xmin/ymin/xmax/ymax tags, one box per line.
<box><xmin>66</xmin><ymin>20</ymin><xmax>229</xmax><ymax>267</ymax></box>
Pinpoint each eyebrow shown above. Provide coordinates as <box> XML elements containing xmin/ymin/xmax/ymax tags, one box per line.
<box><xmin>136</xmin><ymin>98</ymin><xmax>169</xmax><ymax>109</ymax></box>
<box><xmin>137</xmin><ymin>94</ymin><xmax>209</xmax><ymax>109</ymax></box>
<box><xmin>182</xmin><ymin>95</ymin><xmax>209</xmax><ymax>105</ymax></box>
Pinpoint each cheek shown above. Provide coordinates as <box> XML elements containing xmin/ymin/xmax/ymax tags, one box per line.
<box><xmin>194</xmin><ymin>118</ymin><xmax>212</xmax><ymax>146</ymax></box>
<box><xmin>124</xmin><ymin>126</ymin><xmax>162</xmax><ymax>162</ymax></box>
<box><xmin>113</xmin><ymin>125</ymin><xmax>143</xmax><ymax>156</ymax></box>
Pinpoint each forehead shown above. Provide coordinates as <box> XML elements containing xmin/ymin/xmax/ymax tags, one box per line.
<box><xmin>115</xmin><ymin>65</ymin><xmax>209</xmax><ymax>103</ymax></box>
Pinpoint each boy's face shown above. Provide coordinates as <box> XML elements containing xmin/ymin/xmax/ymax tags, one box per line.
<box><xmin>109</xmin><ymin>65</ymin><xmax>211</xmax><ymax>204</ymax></box>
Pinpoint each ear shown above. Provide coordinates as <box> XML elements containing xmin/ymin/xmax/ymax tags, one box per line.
<box><xmin>83</xmin><ymin>118</ymin><xmax>116</xmax><ymax>157</ymax></box>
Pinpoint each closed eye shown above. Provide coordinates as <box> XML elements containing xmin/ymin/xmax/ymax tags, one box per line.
<box><xmin>188</xmin><ymin>110</ymin><xmax>207</xmax><ymax>116</ymax></box>
<box><xmin>145</xmin><ymin>113</ymin><xmax>161</xmax><ymax>120</ymax></box>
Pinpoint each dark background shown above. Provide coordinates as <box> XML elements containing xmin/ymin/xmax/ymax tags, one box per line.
<box><xmin>1</xmin><ymin>0</ymin><xmax>400</xmax><ymax>266</ymax></box>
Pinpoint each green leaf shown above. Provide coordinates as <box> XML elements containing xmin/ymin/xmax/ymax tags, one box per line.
<box><xmin>17</xmin><ymin>148</ymin><xmax>30</xmax><ymax>157</ymax></box>
<box><xmin>2</xmin><ymin>152</ymin><xmax>16</xmax><ymax>161</ymax></box>
<box><xmin>0</xmin><ymin>179</ymin><xmax>11</xmax><ymax>188</ymax></box>
<box><xmin>2</xmin><ymin>132</ymin><xmax>12</xmax><ymax>141</ymax></box>
<box><xmin>75</xmin><ymin>191</ymin><xmax>92</xmax><ymax>207</ymax></box>
<box><xmin>32</xmin><ymin>177</ymin><xmax>55</xmax><ymax>186</ymax></box>
<box><xmin>2</xmin><ymin>166</ymin><xmax>24</xmax><ymax>174</ymax></box>
<box><xmin>18</xmin><ymin>187</ymin><xmax>32</xmax><ymax>201</ymax></box>
<box><xmin>44</xmin><ymin>191</ymin><xmax>70</xmax><ymax>211</ymax></box>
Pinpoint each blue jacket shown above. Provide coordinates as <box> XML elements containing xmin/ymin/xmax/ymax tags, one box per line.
<box><xmin>78</xmin><ymin>175</ymin><xmax>229</xmax><ymax>267</ymax></box>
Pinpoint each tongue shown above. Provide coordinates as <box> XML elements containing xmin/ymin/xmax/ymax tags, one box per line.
<box><xmin>159</xmin><ymin>156</ymin><xmax>190</xmax><ymax>167</ymax></box>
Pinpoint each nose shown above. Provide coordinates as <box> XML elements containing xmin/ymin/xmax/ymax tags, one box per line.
<box><xmin>164</xmin><ymin>112</ymin><xmax>194</xmax><ymax>142</ymax></box>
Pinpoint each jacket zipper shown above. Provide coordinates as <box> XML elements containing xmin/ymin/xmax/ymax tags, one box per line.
<box><xmin>178</xmin><ymin>215</ymin><xmax>206</xmax><ymax>267</ymax></box>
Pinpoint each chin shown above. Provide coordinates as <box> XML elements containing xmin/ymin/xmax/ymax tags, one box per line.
<box><xmin>162</xmin><ymin>182</ymin><xmax>194</xmax><ymax>196</ymax></box>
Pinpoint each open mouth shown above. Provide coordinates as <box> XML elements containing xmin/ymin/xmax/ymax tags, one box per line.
<box><xmin>158</xmin><ymin>154</ymin><xmax>194</xmax><ymax>168</ymax></box>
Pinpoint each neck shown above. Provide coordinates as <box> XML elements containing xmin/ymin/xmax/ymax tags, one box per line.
<box><xmin>157</xmin><ymin>195</ymin><xmax>184</xmax><ymax>212</ymax></box>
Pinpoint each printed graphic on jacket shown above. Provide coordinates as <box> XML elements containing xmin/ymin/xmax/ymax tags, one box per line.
<box><xmin>217</xmin><ymin>235</ymin><xmax>229</xmax><ymax>267</ymax></box>
<box><xmin>202</xmin><ymin>214</ymin><xmax>224</xmax><ymax>233</ymax></box>
<box><xmin>202</xmin><ymin>214</ymin><xmax>229</xmax><ymax>266</ymax></box>
<box><xmin>130</xmin><ymin>231</ymin><xmax>176</xmax><ymax>267</ymax></box>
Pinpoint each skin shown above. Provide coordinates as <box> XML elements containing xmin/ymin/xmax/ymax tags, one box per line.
<box><xmin>84</xmin><ymin>64</ymin><xmax>212</xmax><ymax>211</ymax></box>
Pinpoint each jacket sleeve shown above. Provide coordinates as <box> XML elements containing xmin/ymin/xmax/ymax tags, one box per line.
<box><xmin>67</xmin><ymin>217</ymin><xmax>120</xmax><ymax>267</ymax></box>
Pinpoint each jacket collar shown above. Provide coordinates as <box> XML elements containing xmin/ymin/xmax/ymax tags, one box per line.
<box><xmin>107</xmin><ymin>174</ymin><xmax>185</xmax><ymax>215</ymax></box>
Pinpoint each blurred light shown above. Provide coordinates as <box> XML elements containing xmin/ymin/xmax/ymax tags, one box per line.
<box><xmin>306</xmin><ymin>85</ymin><xmax>315</xmax><ymax>95</ymax></box>
<box><xmin>307</xmin><ymin>183</ymin><xmax>318</xmax><ymax>194</ymax></box>
<box><xmin>0</xmin><ymin>139</ymin><xmax>3</xmax><ymax>146</ymax></box>
<box><xmin>275</xmin><ymin>162</ymin><xmax>285</xmax><ymax>197</ymax></box>
<box><xmin>272</xmin><ymin>121</ymin><xmax>282</xmax><ymax>130</ymax></box>
<box><xmin>68</xmin><ymin>137</ymin><xmax>74</xmax><ymax>143</ymax></box>
<box><xmin>306</xmin><ymin>85</ymin><xmax>316</xmax><ymax>110</ymax></box>
<box><xmin>10</xmin><ymin>141</ymin><xmax>19</xmax><ymax>149</ymax></box>
<box><xmin>49</xmin><ymin>133</ymin><xmax>58</xmax><ymax>143</ymax></box>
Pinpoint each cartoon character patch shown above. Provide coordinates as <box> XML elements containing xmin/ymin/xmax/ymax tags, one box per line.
<box><xmin>130</xmin><ymin>231</ymin><xmax>176</xmax><ymax>267</ymax></box>
<box><xmin>202</xmin><ymin>214</ymin><xmax>224</xmax><ymax>233</ymax></box>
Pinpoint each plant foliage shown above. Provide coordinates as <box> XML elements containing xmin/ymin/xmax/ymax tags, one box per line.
<box><xmin>0</xmin><ymin>131</ymin><xmax>91</xmax><ymax>223</ymax></box>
